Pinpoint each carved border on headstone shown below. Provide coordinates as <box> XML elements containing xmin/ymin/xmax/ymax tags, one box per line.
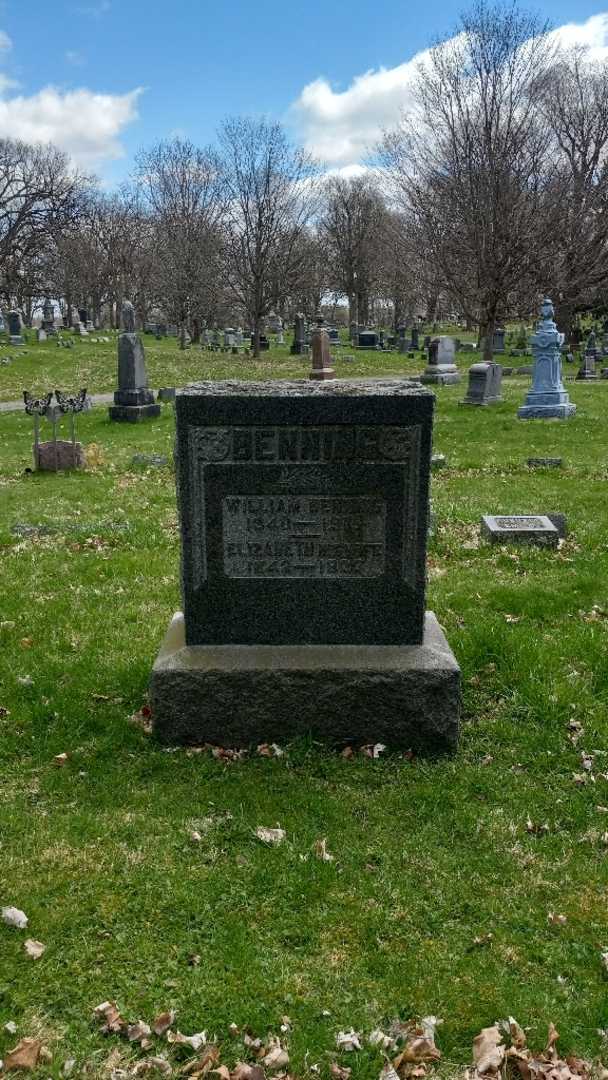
<box><xmin>187</xmin><ymin>424</ymin><xmax>422</xmax><ymax>588</ymax></box>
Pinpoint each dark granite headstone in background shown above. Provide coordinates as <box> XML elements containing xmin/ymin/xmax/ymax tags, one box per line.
<box><xmin>108</xmin><ymin>301</ymin><xmax>161</xmax><ymax>422</ymax></box>
<box><xmin>150</xmin><ymin>379</ymin><xmax>461</xmax><ymax>749</ymax></box>
<box><xmin>459</xmin><ymin>362</ymin><xmax>502</xmax><ymax>405</ymax></box>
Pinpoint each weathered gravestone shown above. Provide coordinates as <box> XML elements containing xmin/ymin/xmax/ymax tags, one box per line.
<box><xmin>358</xmin><ymin>329</ymin><xmax>378</xmax><ymax>349</ymax></box>
<box><xmin>576</xmin><ymin>348</ymin><xmax>598</xmax><ymax>381</ymax></box>
<box><xmin>493</xmin><ymin>327</ymin><xmax>506</xmax><ymax>354</ymax></box>
<box><xmin>150</xmin><ymin>379</ymin><xmax>461</xmax><ymax>750</ymax></box>
<box><xmin>290</xmin><ymin>313</ymin><xmax>306</xmax><ymax>356</ymax></box>
<box><xmin>518</xmin><ymin>299</ymin><xmax>576</xmax><ymax>419</ymax></box>
<box><xmin>108</xmin><ymin>300</ymin><xmax>161</xmax><ymax>422</ymax></box>
<box><xmin>481</xmin><ymin>514</ymin><xmax>559</xmax><ymax>547</ymax></box>
<box><xmin>410</xmin><ymin>327</ymin><xmax>419</xmax><ymax>350</ymax></box>
<box><xmin>8</xmin><ymin>310</ymin><xmax>24</xmax><ymax>345</ymax></box>
<box><xmin>459</xmin><ymin>362</ymin><xmax>502</xmax><ymax>405</ymax></box>
<box><xmin>309</xmin><ymin>315</ymin><xmax>335</xmax><ymax>381</ymax></box>
<box><xmin>421</xmin><ymin>336</ymin><xmax>460</xmax><ymax>385</ymax></box>
<box><xmin>42</xmin><ymin>299</ymin><xmax>56</xmax><ymax>335</ymax></box>
<box><xmin>36</xmin><ymin>329</ymin><xmax>47</xmax><ymax>343</ymax></box>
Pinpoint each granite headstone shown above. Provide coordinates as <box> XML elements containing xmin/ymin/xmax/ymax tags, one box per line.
<box><xmin>150</xmin><ymin>379</ymin><xmax>460</xmax><ymax>750</ymax></box>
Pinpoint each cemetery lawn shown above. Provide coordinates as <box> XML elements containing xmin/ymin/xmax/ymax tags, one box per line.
<box><xmin>1</xmin><ymin>378</ymin><xmax>608</xmax><ymax>1078</ymax></box>
<box><xmin>0</xmin><ymin>331</ymin><xmax>475</xmax><ymax>405</ymax></box>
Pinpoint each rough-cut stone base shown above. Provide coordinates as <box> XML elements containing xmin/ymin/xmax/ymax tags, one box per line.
<box><xmin>35</xmin><ymin>440</ymin><xmax>86</xmax><ymax>470</ymax></box>
<box><xmin>108</xmin><ymin>403</ymin><xmax>161</xmax><ymax>422</ymax></box>
<box><xmin>309</xmin><ymin>368</ymin><xmax>335</xmax><ymax>380</ymax></box>
<box><xmin>150</xmin><ymin>611</ymin><xmax>460</xmax><ymax>751</ymax></box>
<box><xmin>518</xmin><ymin>404</ymin><xmax>576</xmax><ymax>419</ymax></box>
<box><xmin>458</xmin><ymin>396</ymin><xmax>502</xmax><ymax>405</ymax></box>
<box><xmin>420</xmin><ymin>369</ymin><xmax>461</xmax><ymax>385</ymax></box>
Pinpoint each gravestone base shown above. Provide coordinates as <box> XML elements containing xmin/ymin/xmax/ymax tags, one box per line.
<box><xmin>517</xmin><ymin>391</ymin><xmax>576</xmax><ymax>420</ymax></box>
<box><xmin>150</xmin><ymin>610</ymin><xmax>460</xmax><ymax>752</ymax></box>
<box><xmin>309</xmin><ymin>367</ymin><xmax>335</xmax><ymax>381</ymax></box>
<box><xmin>109</xmin><ymin>387</ymin><xmax>160</xmax><ymax>422</ymax></box>
<box><xmin>420</xmin><ymin>368</ymin><xmax>461</xmax><ymax>386</ymax></box>
<box><xmin>9</xmin><ymin>335</ymin><xmax>24</xmax><ymax>346</ymax></box>
<box><xmin>108</xmin><ymin>402</ymin><xmax>161</xmax><ymax>422</ymax></box>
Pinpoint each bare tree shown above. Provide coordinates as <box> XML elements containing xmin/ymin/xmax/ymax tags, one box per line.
<box><xmin>380</xmin><ymin>0</ymin><xmax>555</xmax><ymax>361</ymax></box>
<box><xmin>218</xmin><ymin>116</ymin><xmax>319</xmax><ymax>357</ymax></box>
<box><xmin>321</xmin><ymin>175</ymin><xmax>386</xmax><ymax>327</ymax></box>
<box><xmin>0</xmin><ymin>139</ymin><xmax>89</xmax><ymax>314</ymax></box>
<box><xmin>536</xmin><ymin>48</ymin><xmax>608</xmax><ymax>337</ymax></box>
<box><xmin>136</xmin><ymin>138</ymin><xmax>224</xmax><ymax>347</ymax></box>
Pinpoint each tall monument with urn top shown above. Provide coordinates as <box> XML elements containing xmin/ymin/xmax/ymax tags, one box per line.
<box><xmin>518</xmin><ymin>298</ymin><xmax>576</xmax><ymax>420</ymax></box>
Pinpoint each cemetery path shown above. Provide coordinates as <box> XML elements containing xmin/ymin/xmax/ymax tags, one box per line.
<box><xmin>0</xmin><ymin>391</ymin><xmax>115</xmax><ymax>414</ymax></box>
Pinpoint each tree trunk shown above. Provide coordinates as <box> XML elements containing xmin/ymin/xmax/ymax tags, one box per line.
<box><xmin>480</xmin><ymin>312</ymin><xmax>496</xmax><ymax>364</ymax></box>
<box><xmin>191</xmin><ymin>317</ymin><xmax>201</xmax><ymax>344</ymax></box>
<box><xmin>554</xmin><ymin>298</ymin><xmax>575</xmax><ymax>344</ymax></box>
<box><xmin>180</xmin><ymin>321</ymin><xmax>187</xmax><ymax>350</ymax></box>
<box><xmin>253</xmin><ymin>317</ymin><xmax>261</xmax><ymax>359</ymax></box>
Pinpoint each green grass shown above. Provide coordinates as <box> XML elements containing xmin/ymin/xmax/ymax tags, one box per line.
<box><xmin>0</xmin><ymin>331</ymin><xmax>439</xmax><ymax>404</ymax></box>
<box><xmin>1</xmin><ymin>375</ymin><xmax>608</xmax><ymax>1078</ymax></box>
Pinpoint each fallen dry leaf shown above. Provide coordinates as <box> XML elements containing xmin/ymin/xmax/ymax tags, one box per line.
<box><xmin>314</xmin><ymin>838</ymin><xmax>334</xmax><ymax>862</ymax></box>
<box><xmin>336</xmin><ymin>1030</ymin><xmax>362</xmax><ymax>1052</ymax></box>
<box><xmin>94</xmin><ymin>1000</ymin><xmax>125</xmax><ymax>1034</ymax></box>
<box><xmin>255</xmin><ymin>826</ymin><xmax>285</xmax><ymax>845</ymax></box>
<box><xmin>181</xmin><ymin>1045</ymin><xmax>220</xmax><ymax>1076</ymax></box>
<box><xmin>232</xmin><ymin>1066</ymin><xmax>265</xmax><ymax>1080</ymax></box>
<box><xmin>330</xmin><ymin>1065</ymin><xmax>352</xmax><ymax>1080</ymax></box>
<box><xmin>167</xmin><ymin>1030</ymin><xmax>207</xmax><ymax>1052</ymax></box>
<box><xmin>262</xmin><ymin>1037</ymin><xmax>289</xmax><ymax>1069</ymax></box>
<box><xmin>395</xmin><ymin>1037</ymin><xmax>441</xmax><ymax>1066</ymax></box>
<box><xmin>471</xmin><ymin>1025</ymin><xmax>504</xmax><ymax>1077</ymax></box>
<box><xmin>369</xmin><ymin>1030</ymin><xmax>395</xmax><ymax>1051</ymax></box>
<box><xmin>548</xmin><ymin>913</ymin><xmax>567</xmax><ymax>926</ymax></box>
<box><xmin>361</xmin><ymin>743</ymin><xmax>387</xmax><ymax>758</ymax></box>
<box><xmin>257</xmin><ymin>743</ymin><xmax>285</xmax><ymax>758</ymax></box>
<box><xmin>24</xmin><ymin>938</ymin><xmax>45</xmax><ymax>959</ymax></box>
<box><xmin>127</xmin><ymin>1021</ymin><xmax>152</xmax><ymax>1044</ymax></box>
<box><xmin>379</xmin><ymin>1065</ymin><xmax>400</xmax><ymax>1080</ymax></box>
<box><xmin>3</xmin><ymin>1037</ymin><xmax>42</xmax><ymax>1071</ymax></box>
<box><xmin>2</xmin><ymin>906</ymin><xmax>28</xmax><ymax>929</ymax></box>
<box><xmin>4</xmin><ymin>1021</ymin><xmax>18</xmax><ymax>1035</ymax></box>
<box><xmin>153</xmin><ymin>1012</ymin><xmax>176</xmax><ymax>1037</ymax></box>
<box><xmin>54</xmin><ymin>752</ymin><xmax>69</xmax><ymax>766</ymax></box>
<box><xmin>132</xmin><ymin>1058</ymin><xmax>172</xmax><ymax>1076</ymax></box>
<box><xmin>526</xmin><ymin>818</ymin><xmax>549</xmax><ymax>836</ymax></box>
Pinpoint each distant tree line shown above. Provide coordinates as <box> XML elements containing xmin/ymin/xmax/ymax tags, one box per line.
<box><xmin>1</xmin><ymin>0</ymin><xmax>608</xmax><ymax>358</ymax></box>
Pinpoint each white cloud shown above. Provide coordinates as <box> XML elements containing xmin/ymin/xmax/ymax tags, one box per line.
<box><xmin>551</xmin><ymin>12</ymin><xmax>608</xmax><ymax>60</ymax></box>
<box><xmin>291</xmin><ymin>11</ymin><xmax>608</xmax><ymax>169</ymax></box>
<box><xmin>0</xmin><ymin>30</ymin><xmax>12</xmax><ymax>51</ymax></box>
<box><xmin>0</xmin><ymin>85</ymin><xmax>143</xmax><ymax>171</ymax></box>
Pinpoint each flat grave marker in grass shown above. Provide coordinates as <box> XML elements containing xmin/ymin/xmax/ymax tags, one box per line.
<box><xmin>150</xmin><ymin>378</ymin><xmax>461</xmax><ymax>749</ymax></box>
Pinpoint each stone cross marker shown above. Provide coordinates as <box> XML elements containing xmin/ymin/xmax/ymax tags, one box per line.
<box><xmin>150</xmin><ymin>380</ymin><xmax>461</xmax><ymax>750</ymax></box>
<box><xmin>518</xmin><ymin>298</ymin><xmax>576</xmax><ymax>419</ymax></box>
<box><xmin>108</xmin><ymin>300</ymin><xmax>161</xmax><ymax>422</ymax></box>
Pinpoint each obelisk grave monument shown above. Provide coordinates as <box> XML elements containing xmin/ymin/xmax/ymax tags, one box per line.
<box><xmin>109</xmin><ymin>300</ymin><xmax>160</xmax><ymax>422</ymax></box>
<box><xmin>518</xmin><ymin>298</ymin><xmax>576</xmax><ymax>419</ymax></box>
<box><xmin>150</xmin><ymin>380</ymin><xmax>460</xmax><ymax>750</ymax></box>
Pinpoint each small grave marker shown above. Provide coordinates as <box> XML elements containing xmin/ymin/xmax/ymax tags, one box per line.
<box><xmin>481</xmin><ymin>514</ymin><xmax>559</xmax><ymax>547</ymax></box>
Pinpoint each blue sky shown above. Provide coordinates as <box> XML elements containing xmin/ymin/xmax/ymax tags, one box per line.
<box><xmin>1</xmin><ymin>0</ymin><xmax>608</xmax><ymax>186</ymax></box>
